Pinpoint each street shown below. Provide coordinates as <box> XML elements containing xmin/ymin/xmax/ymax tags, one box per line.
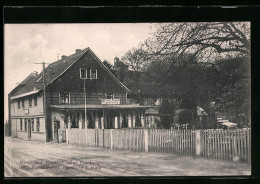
<box><xmin>4</xmin><ymin>137</ymin><xmax>251</xmax><ymax>177</ymax></box>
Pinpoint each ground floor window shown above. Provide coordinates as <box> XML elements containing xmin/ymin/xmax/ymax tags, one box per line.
<box><xmin>36</xmin><ymin>118</ymin><xmax>40</xmax><ymax>131</ymax></box>
<box><xmin>24</xmin><ymin>120</ymin><xmax>27</xmax><ymax>131</ymax></box>
<box><xmin>31</xmin><ymin>119</ymin><xmax>34</xmax><ymax>131</ymax></box>
<box><xmin>20</xmin><ymin>119</ymin><xmax>23</xmax><ymax>130</ymax></box>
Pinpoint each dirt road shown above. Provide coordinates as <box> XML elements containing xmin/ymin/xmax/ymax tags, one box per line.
<box><xmin>4</xmin><ymin>137</ymin><xmax>251</xmax><ymax>177</ymax></box>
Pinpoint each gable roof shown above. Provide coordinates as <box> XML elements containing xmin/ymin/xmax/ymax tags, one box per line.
<box><xmin>9</xmin><ymin>71</ymin><xmax>38</xmax><ymax>96</ymax></box>
<box><xmin>10</xmin><ymin>47</ymin><xmax>129</xmax><ymax>99</ymax></box>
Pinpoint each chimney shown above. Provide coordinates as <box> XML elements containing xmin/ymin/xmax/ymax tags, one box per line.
<box><xmin>75</xmin><ymin>49</ymin><xmax>81</xmax><ymax>53</ymax></box>
<box><xmin>61</xmin><ymin>55</ymin><xmax>67</xmax><ymax>59</ymax></box>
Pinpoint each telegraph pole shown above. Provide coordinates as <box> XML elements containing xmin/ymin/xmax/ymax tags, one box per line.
<box><xmin>84</xmin><ymin>79</ymin><xmax>87</xmax><ymax>129</ymax></box>
<box><xmin>35</xmin><ymin>62</ymin><xmax>49</xmax><ymax>141</ymax></box>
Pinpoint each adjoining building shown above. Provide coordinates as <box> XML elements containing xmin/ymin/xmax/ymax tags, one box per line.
<box><xmin>9</xmin><ymin>47</ymin><xmax>149</xmax><ymax>142</ymax></box>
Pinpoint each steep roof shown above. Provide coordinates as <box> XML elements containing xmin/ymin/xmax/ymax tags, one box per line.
<box><xmin>9</xmin><ymin>71</ymin><xmax>38</xmax><ymax>96</ymax></box>
<box><xmin>10</xmin><ymin>47</ymin><xmax>129</xmax><ymax>99</ymax></box>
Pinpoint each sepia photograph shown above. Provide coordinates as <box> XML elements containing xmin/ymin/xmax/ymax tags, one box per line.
<box><xmin>4</xmin><ymin>22</ymin><xmax>251</xmax><ymax>177</ymax></box>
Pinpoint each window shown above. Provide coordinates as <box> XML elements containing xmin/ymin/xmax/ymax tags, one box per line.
<box><xmin>80</xmin><ymin>68</ymin><xmax>87</xmax><ymax>79</ymax></box>
<box><xmin>25</xmin><ymin>119</ymin><xmax>27</xmax><ymax>131</ymax></box>
<box><xmin>36</xmin><ymin>118</ymin><xmax>40</xmax><ymax>131</ymax></box>
<box><xmin>31</xmin><ymin>119</ymin><xmax>34</xmax><ymax>131</ymax></box>
<box><xmin>59</xmin><ymin>93</ymin><xmax>70</xmax><ymax>104</ymax></box>
<box><xmin>20</xmin><ymin>119</ymin><xmax>23</xmax><ymax>130</ymax></box>
<box><xmin>29</xmin><ymin>98</ymin><xmax>32</xmax><ymax>107</ymax></box>
<box><xmin>22</xmin><ymin>99</ymin><xmax>25</xmax><ymax>108</ymax></box>
<box><xmin>34</xmin><ymin>97</ymin><xmax>37</xmax><ymax>106</ymax></box>
<box><xmin>80</xmin><ymin>68</ymin><xmax>97</xmax><ymax>79</ymax></box>
<box><xmin>18</xmin><ymin>100</ymin><xmax>20</xmax><ymax>109</ymax></box>
<box><xmin>90</xmin><ymin>69</ymin><xmax>97</xmax><ymax>79</ymax></box>
<box><xmin>106</xmin><ymin>93</ymin><xmax>114</xmax><ymax>99</ymax></box>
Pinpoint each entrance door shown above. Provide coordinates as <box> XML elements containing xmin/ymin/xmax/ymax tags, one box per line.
<box><xmin>27</xmin><ymin>119</ymin><xmax>31</xmax><ymax>139</ymax></box>
<box><xmin>54</xmin><ymin>121</ymin><xmax>60</xmax><ymax>141</ymax></box>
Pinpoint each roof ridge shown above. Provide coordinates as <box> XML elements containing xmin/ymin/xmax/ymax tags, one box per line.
<box><xmin>10</xmin><ymin>47</ymin><xmax>130</xmax><ymax>98</ymax></box>
<box><xmin>87</xmin><ymin>48</ymin><xmax>129</xmax><ymax>92</ymax></box>
<box><xmin>31</xmin><ymin>48</ymin><xmax>89</xmax><ymax>87</ymax></box>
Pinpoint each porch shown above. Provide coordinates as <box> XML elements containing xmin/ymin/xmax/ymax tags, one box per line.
<box><xmin>49</xmin><ymin>104</ymin><xmax>149</xmax><ymax>141</ymax></box>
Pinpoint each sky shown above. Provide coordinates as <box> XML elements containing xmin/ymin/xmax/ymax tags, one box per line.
<box><xmin>4</xmin><ymin>23</ymin><xmax>154</xmax><ymax>121</ymax></box>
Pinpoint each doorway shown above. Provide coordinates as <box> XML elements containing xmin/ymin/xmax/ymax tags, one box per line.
<box><xmin>53</xmin><ymin>121</ymin><xmax>60</xmax><ymax>141</ymax></box>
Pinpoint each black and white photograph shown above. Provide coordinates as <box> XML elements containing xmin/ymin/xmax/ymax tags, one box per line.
<box><xmin>4</xmin><ymin>22</ymin><xmax>251</xmax><ymax>177</ymax></box>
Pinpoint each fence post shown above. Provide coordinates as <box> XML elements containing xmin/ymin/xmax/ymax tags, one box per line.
<box><xmin>110</xmin><ymin>129</ymin><xmax>113</xmax><ymax>149</ymax></box>
<box><xmin>144</xmin><ymin>129</ymin><xmax>149</xmax><ymax>152</ymax></box>
<box><xmin>195</xmin><ymin>130</ymin><xmax>202</xmax><ymax>156</ymax></box>
<box><xmin>66</xmin><ymin>129</ymin><xmax>69</xmax><ymax>144</ymax></box>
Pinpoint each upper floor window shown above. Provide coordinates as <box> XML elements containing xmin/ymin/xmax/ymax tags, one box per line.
<box><xmin>59</xmin><ymin>93</ymin><xmax>70</xmax><ymax>104</ymax></box>
<box><xmin>34</xmin><ymin>97</ymin><xmax>37</xmax><ymax>106</ymax></box>
<box><xmin>106</xmin><ymin>93</ymin><xmax>114</xmax><ymax>99</ymax></box>
<box><xmin>80</xmin><ymin>68</ymin><xmax>97</xmax><ymax>79</ymax></box>
<box><xmin>29</xmin><ymin>97</ymin><xmax>32</xmax><ymax>107</ymax></box>
<box><xmin>22</xmin><ymin>99</ymin><xmax>25</xmax><ymax>108</ymax></box>
<box><xmin>90</xmin><ymin>69</ymin><xmax>97</xmax><ymax>79</ymax></box>
<box><xmin>80</xmin><ymin>68</ymin><xmax>87</xmax><ymax>79</ymax></box>
<box><xmin>18</xmin><ymin>100</ymin><xmax>21</xmax><ymax>109</ymax></box>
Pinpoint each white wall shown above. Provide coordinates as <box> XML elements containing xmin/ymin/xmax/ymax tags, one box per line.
<box><xmin>10</xmin><ymin>95</ymin><xmax>44</xmax><ymax>117</ymax></box>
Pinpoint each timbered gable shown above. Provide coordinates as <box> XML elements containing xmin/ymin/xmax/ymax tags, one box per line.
<box><xmin>46</xmin><ymin>49</ymin><xmax>128</xmax><ymax>105</ymax></box>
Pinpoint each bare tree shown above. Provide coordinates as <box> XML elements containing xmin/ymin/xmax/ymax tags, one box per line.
<box><xmin>143</xmin><ymin>22</ymin><xmax>250</xmax><ymax>61</ymax></box>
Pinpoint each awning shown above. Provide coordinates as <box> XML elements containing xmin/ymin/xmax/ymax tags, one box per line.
<box><xmin>49</xmin><ymin>104</ymin><xmax>150</xmax><ymax>110</ymax></box>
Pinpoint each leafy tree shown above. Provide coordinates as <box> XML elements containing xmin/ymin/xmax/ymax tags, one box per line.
<box><xmin>103</xmin><ymin>60</ymin><xmax>116</xmax><ymax>75</ymax></box>
<box><xmin>119</xmin><ymin>22</ymin><xmax>250</xmax><ymax>128</ymax></box>
<box><xmin>121</xmin><ymin>47</ymin><xmax>149</xmax><ymax>72</ymax></box>
<box><xmin>214</xmin><ymin>56</ymin><xmax>250</xmax><ymax>127</ymax></box>
<box><xmin>158</xmin><ymin>99</ymin><xmax>176</xmax><ymax>128</ymax></box>
<box><xmin>103</xmin><ymin>60</ymin><xmax>113</xmax><ymax>70</ymax></box>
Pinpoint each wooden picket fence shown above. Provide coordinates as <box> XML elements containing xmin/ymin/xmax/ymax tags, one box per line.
<box><xmin>148</xmin><ymin>129</ymin><xmax>196</xmax><ymax>156</ymax></box>
<box><xmin>66</xmin><ymin>129</ymin><xmax>196</xmax><ymax>155</ymax></box>
<box><xmin>112</xmin><ymin>129</ymin><xmax>145</xmax><ymax>151</ymax></box>
<box><xmin>65</xmin><ymin>128</ymin><xmax>251</xmax><ymax>163</ymax></box>
<box><xmin>67</xmin><ymin>129</ymin><xmax>97</xmax><ymax>146</ymax></box>
<box><xmin>201</xmin><ymin>128</ymin><xmax>251</xmax><ymax>162</ymax></box>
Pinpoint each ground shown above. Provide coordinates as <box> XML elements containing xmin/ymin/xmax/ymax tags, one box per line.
<box><xmin>4</xmin><ymin>137</ymin><xmax>251</xmax><ymax>177</ymax></box>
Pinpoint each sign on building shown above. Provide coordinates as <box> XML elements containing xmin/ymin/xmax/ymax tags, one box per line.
<box><xmin>24</xmin><ymin>109</ymin><xmax>29</xmax><ymax>115</ymax></box>
<box><xmin>101</xmin><ymin>99</ymin><xmax>120</xmax><ymax>105</ymax></box>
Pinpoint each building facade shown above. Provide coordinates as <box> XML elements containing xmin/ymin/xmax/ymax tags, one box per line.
<box><xmin>9</xmin><ymin>48</ymin><xmax>149</xmax><ymax>142</ymax></box>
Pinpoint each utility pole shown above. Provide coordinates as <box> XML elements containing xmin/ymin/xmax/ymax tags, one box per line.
<box><xmin>35</xmin><ymin>62</ymin><xmax>50</xmax><ymax>141</ymax></box>
<box><xmin>84</xmin><ymin>79</ymin><xmax>87</xmax><ymax>129</ymax></box>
